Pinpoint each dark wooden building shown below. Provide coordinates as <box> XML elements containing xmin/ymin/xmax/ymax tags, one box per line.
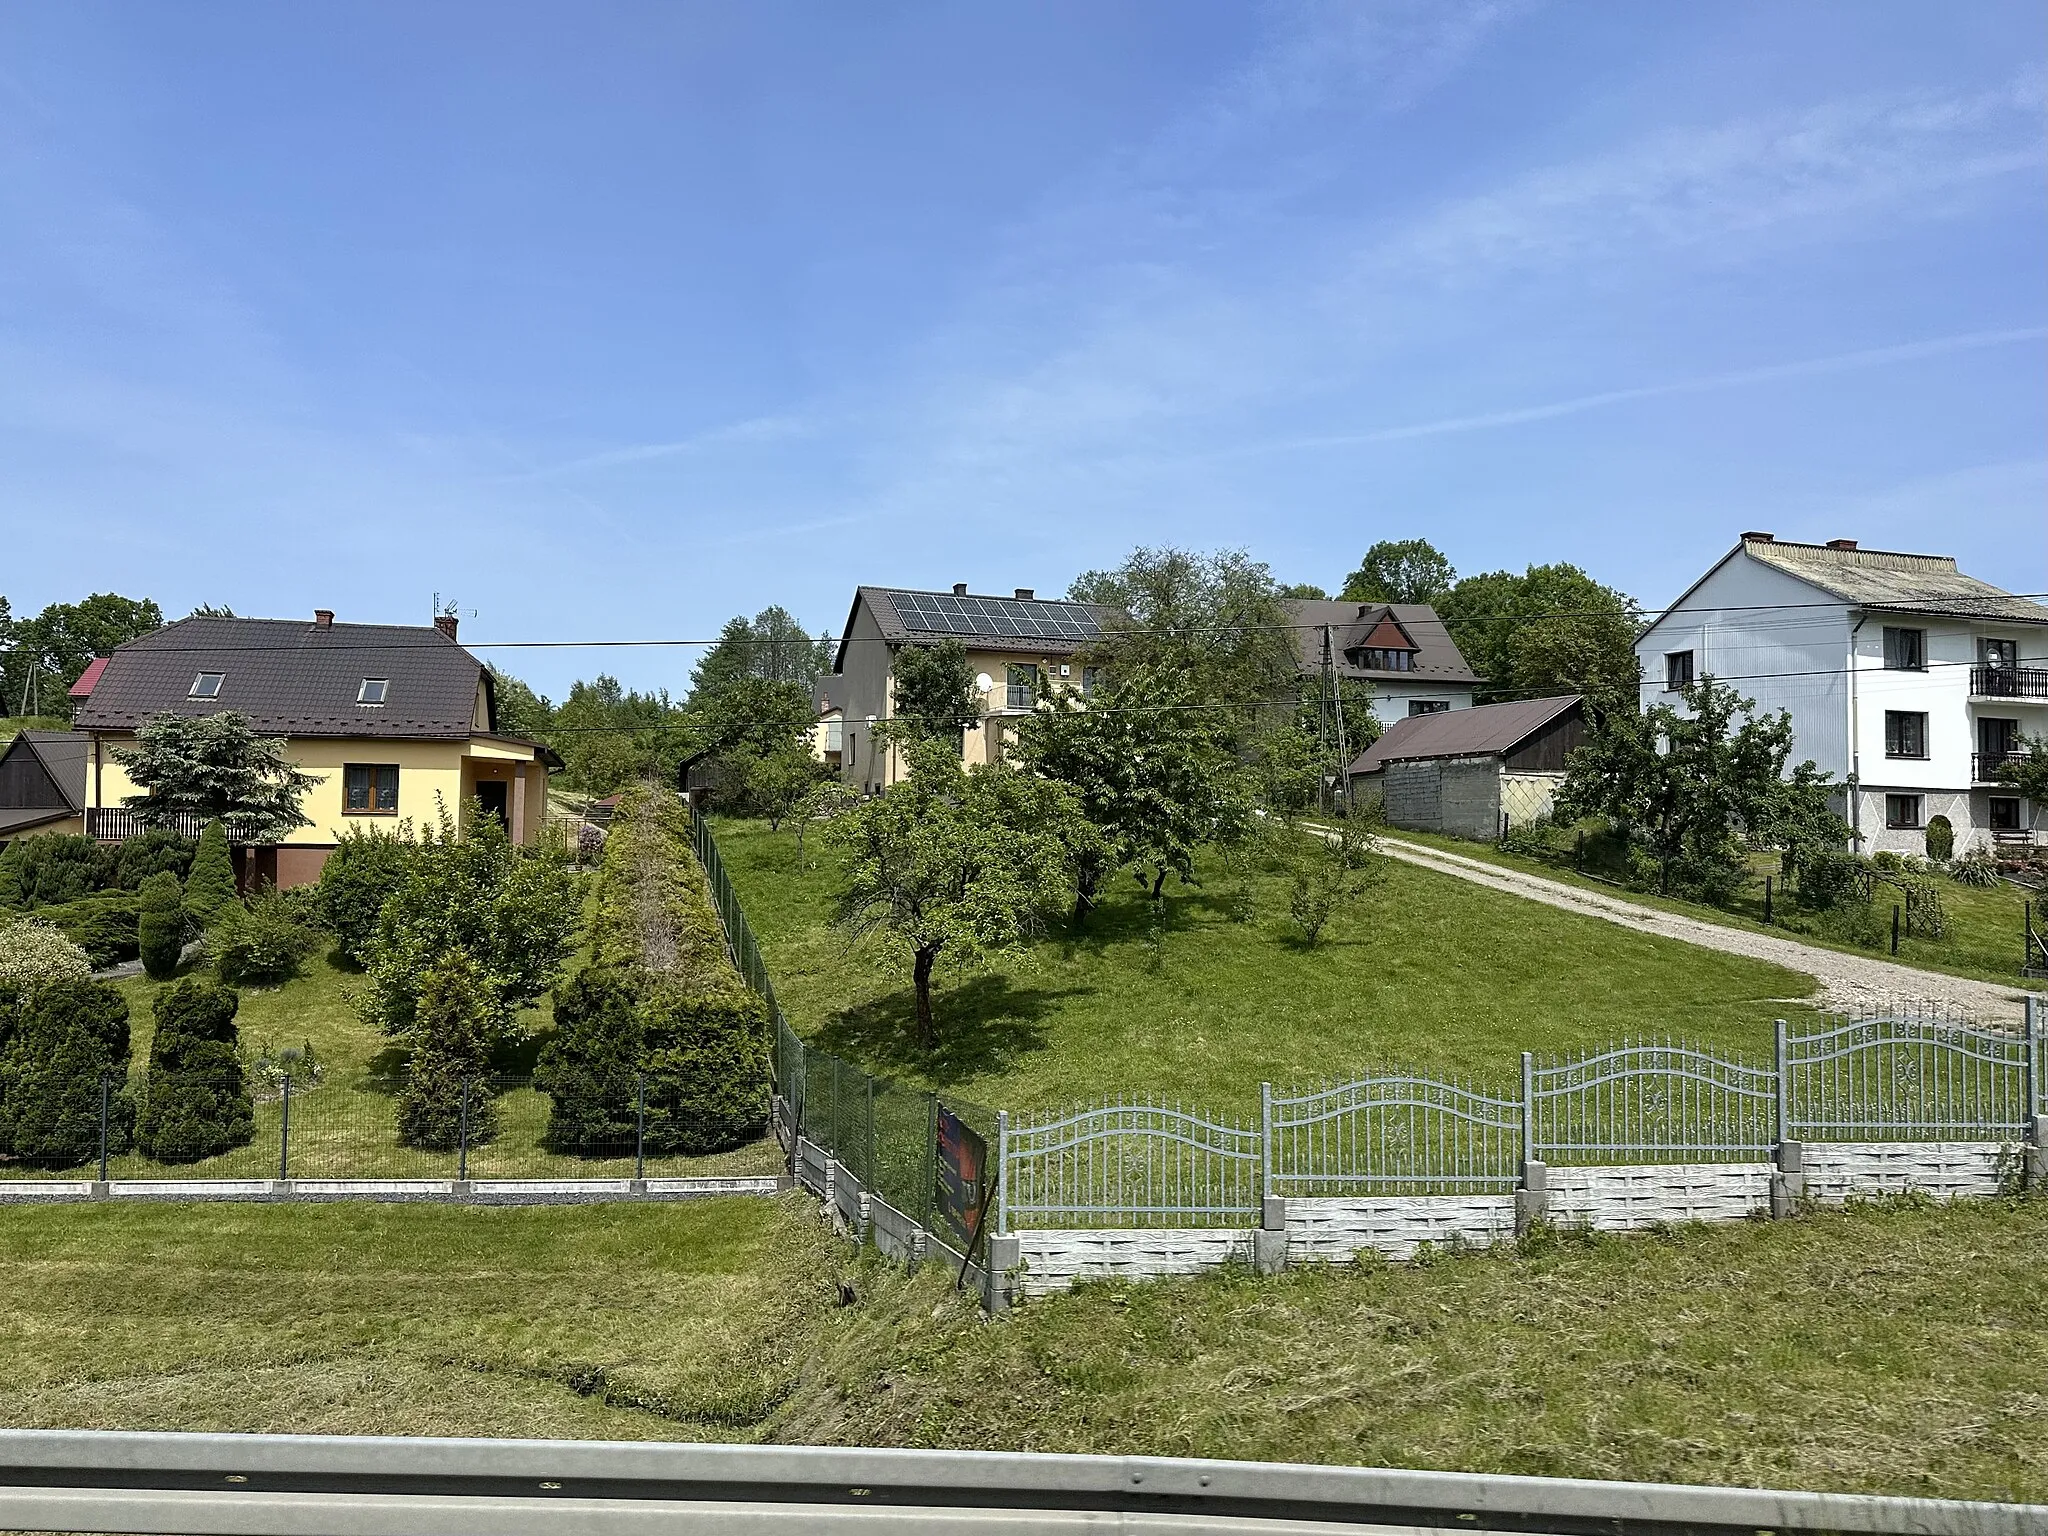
<box><xmin>1347</xmin><ymin>695</ymin><xmax>1585</xmax><ymax>841</ymax></box>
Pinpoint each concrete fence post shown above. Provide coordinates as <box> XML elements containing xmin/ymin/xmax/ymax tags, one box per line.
<box><xmin>1254</xmin><ymin>1196</ymin><xmax>1288</xmax><ymax>1275</ymax></box>
<box><xmin>1515</xmin><ymin>1052</ymin><xmax>1547</xmax><ymax>1231</ymax></box>
<box><xmin>1772</xmin><ymin>1019</ymin><xmax>1804</xmax><ymax>1215</ymax></box>
<box><xmin>984</xmin><ymin>1234</ymin><xmax>1021</xmax><ymax>1313</ymax></box>
<box><xmin>2026</xmin><ymin>998</ymin><xmax>2047</xmax><ymax>1187</ymax></box>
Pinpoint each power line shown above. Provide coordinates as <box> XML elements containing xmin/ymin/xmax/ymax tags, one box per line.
<box><xmin>10</xmin><ymin>590</ymin><xmax>2044</xmax><ymax>658</ymax></box>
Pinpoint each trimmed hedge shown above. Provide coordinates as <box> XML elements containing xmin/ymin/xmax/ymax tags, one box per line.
<box><xmin>137</xmin><ymin>979</ymin><xmax>254</xmax><ymax>1164</ymax></box>
<box><xmin>538</xmin><ymin>785</ymin><xmax>767</xmax><ymax>1156</ymax></box>
<box><xmin>39</xmin><ymin>893</ymin><xmax>139</xmax><ymax>969</ymax></box>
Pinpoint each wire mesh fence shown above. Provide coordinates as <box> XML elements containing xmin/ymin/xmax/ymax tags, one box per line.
<box><xmin>1</xmin><ymin>1071</ymin><xmax>764</xmax><ymax>1184</ymax></box>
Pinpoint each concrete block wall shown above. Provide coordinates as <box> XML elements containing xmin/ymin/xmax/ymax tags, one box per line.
<box><xmin>1801</xmin><ymin>1141</ymin><xmax>2011</xmax><ymax>1202</ymax></box>
<box><xmin>1285</xmin><ymin>1195</ymin><xmax>1516</xmax><ymax>1261</ymax></box>
<box><xmin>1014</xmin><ymin>1229</ymin><xmax>1255</xmax><ymax>1299</ymax></box>
<box><xmin>1548</xmin><ymin>1162</ymin><xmax>1773</xmax><ymax>1231</ymax></box>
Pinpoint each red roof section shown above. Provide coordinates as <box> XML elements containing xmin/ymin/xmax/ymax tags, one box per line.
<box><xmin>67</xmin><ymin>657</ymin><xmax>109</xmax><ymax>698</ymax></box>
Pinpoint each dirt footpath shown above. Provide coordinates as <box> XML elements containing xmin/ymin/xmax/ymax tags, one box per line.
<box><xmin>1375</xmin><ymin>834</ymin><xmax>2037</xmax><ymax>1026</ymax></box>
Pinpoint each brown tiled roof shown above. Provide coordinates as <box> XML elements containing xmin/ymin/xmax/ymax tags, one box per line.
<box><xmin>73</xmin><ymin>616</ymin><xmax>491</xmax><ymax>738</ymax></box>
<box><xmin>1282</xmin><ymin>600</ymin><xmax>1482</xmax><ymax>685</ymax></box>
<box><xmin>1350</xmin><ymin>693</ymin><xmax>1581</xmax><ymax>773</ymax></box>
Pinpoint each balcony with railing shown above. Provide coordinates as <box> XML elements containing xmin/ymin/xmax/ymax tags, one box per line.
<box><xmin>1970</xmin><ymin>665</ymin><xmax>2048</xmax><ymax>700</ymax></box>
<box><xmin>85</xmin><ymin>806</ymin><xmax>208</xmax><ymax>841</ymax></box>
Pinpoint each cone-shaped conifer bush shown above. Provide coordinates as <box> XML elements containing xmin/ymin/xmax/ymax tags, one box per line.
<box><xmin>136</xmin><ymin>978</ymin><xmax>253</xmax><ymax>1164</ymax></box>
<box><xmin>183</xmin><ymin>820</ymin><xmax>238</xmax><ymax>930</ymax></box>
<box><xmin>0</xmin><ymin>978</ymin><xmax>135</xmax><ymax>1167</ymax></box>
<box><xmin>137</xmin><ymin>871</ymin><xmax>185</xmax><ymax>981</ymax></box>
<box><xmin>397</xmin><ymin>951</ymin><xmax>500</xmax><ymax>1151</ymax></box>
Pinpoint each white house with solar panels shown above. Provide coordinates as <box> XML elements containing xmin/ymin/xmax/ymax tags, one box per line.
<box><xmin>830</xmin><ymin>584</ymin><xmax>1115</xmax><ymax>790</ymax></box>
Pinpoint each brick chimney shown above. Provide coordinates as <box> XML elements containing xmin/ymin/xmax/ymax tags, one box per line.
<box><xmin>952</xmin><ymin>583</ymin><xmax>968</xmax><ymax>596</ymax></box>
<box><xmin>314</xmin><ymin>609</ymin><xmax>334</xmax><ymax>628</ymax></box>
<box><xmin>1740</xmin><ymin>531</ymin><xmax>1774</xmax><ymax>543</ymax></box>
<box><xmin>1014</xmin><ymin>587</ymin><xmax>1035</xmax><ymax>600</ymax></box>
<box><xmin>1825</xmin><ymin>538</ymin><xmax>1858</xmax><ymax>551</ymax></box>
<box><xmin>434</xmin><ymin>614</ymin><xmax>459</xmax><ymax>640</ymax></box>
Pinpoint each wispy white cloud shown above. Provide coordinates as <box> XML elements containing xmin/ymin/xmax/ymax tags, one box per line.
<box><xmin>1242</xmin><ymin>325</ymin><xmax>2048</xmax><ymax>452</ymax></box>
<box><xmin>510</xmin><ymin>414</ymin><xmax>813</xmax><ymax>479</ymax></box>
<box><xmin>1371</xmin><ymin>74</ymin><xmax>2046</xmax><ymax>286</ymax></box>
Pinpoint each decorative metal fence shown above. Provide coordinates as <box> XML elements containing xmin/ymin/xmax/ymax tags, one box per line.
<box><xmin>1267</xmin><ymin>1074</ymin><xmax>1520</xmax><ymax>1196</ymax></box>
<box><xmin>1001</xmin><ymin>1100</ymin><xmax>1262</xmax><ymax>1231</ymax></box>
<box><xmin>1526</xmin><ymin>1041</ymin><xmax>1778</xmax><ymax>1165</ymax></box>
<box><xmin>1783</xmin><ymin>1011</ymin><xmax>2035</xmax><ymax>1142</ymax></box>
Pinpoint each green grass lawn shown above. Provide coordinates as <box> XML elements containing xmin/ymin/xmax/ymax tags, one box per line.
<box><xmin>2</xmin><ymin>1194</ymin><xmax>2040</xmax><ymax>1502</ymax></box>
<box><xmin>0</xmin><ymin>940</ymin><xmax>781</xmax><ymax>1183</ymax></box>
<box><xmin>1386</xmin><ymin>826</ymin><xmax>2041</xmax><ymax>991</ymax></box>
<box><xmin>0</xmin><ymin>1196</ymin><xmax>845</xmax><ymax>1438</ymax></box>
<box><xmin>714</xmin><ymin>817</ymin><xmax>1823</xmax><ymax>1115</ymax></box>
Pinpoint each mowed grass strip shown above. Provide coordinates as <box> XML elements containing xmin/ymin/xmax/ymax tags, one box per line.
<box><xmin>714</xmin><ymin>818</ymin><xmax>1821</xmax><ymax>1112</ymax></box>
<box><xmin>0</xmin><ymin>1196</ymin><xmax>851</xmax><ymax>1439</ymax></box>
<box><xmin>0</xmin><ymin>1194</ymin><xmax>2039</xmax><ymax>1500</ymax></box>
<box><xmin>785</xmin><ymin>1196</ymin><xmax>2048</xmax><ymax>1504</ymax></box>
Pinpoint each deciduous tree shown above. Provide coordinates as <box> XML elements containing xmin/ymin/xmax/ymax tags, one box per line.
<box><xmin>829</xmin><ymin>739</ymin><xmax>1080</xmax><ymax>1047</ymax></box>
<box><xmin>1437</xmin><ymin>564</ymin><xmax>1641</xmax><ymax>702</ymax></box>
<box><xmin>1340</xmin><ymin>539</ymin><xmax>1456</xmax><ymax>606</ymax></box>
<box><xmin>1556</xmin><ymin>678</ymin><xmax>1847</xmax><ymax>901</ymax></box>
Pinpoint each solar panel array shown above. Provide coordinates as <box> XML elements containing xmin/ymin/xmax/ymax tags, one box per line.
<box><xmin>885</xmin><ymin>590</ymin><xmax>1103</xmax><ymax>643</ymax></box>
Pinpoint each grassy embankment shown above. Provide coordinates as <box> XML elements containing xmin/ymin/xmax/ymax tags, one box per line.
<box><xmin>0</xmin><ymin>1194</ymin><xmax>2041</xmax><ymax>1502</ymax></box>
<box><xmin>1386</xmin><ymin>826</ymin><xmax>2039</xmax><ymax>992</ymax></box>
<box><xmin>712</xmin><ymin>816</ymin><xmax>1824</xmax><ymax>1115</ymax></box>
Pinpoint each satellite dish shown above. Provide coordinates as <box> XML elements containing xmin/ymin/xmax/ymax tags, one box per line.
<box><xmin>975</xmin><ymin>673</ymin><xmax>994</xmax><ymax>693</ymax></box>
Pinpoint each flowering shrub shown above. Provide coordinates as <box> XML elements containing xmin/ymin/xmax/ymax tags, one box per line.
<box><xmin>0</xmin><ymin>913</ymin><xmax>94</xmax><ymax>996</ymax></box>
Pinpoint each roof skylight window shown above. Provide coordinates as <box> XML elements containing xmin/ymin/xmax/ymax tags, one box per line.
<box><xmin>358</xmin><ymin>678</ymin><xmax>389</xmax><ymax>705</ymax></box>
<box><xmin>189</xmin><ymin>673</ymin><xmax>224</xmax><ymax>699</ymax></box>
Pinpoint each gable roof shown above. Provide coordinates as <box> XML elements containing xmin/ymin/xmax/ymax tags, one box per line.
<box><xmin>1649</xmin><ymin>535</ymin><xmax>2048</xmax><ymax>634</ymax></box>
<box><xmin>836</xmin><ymin>586</ymin><xmax>1115</xmax><ymax>671</ymax></box>
<box><xmin>1349</xmin><ymin>693</ymin><xmax>1581</xmax><ymax>774</ymax></box>
<box><xmin>1280</xmin><ymin>600</ymin><xmax>1482</xmax><ymax>685</ymax></box>
<box><xmin>72</xmin><ymin>616</ymin><xmax>495</xmax><ymax>738</ymax></box>
<box><xmin>0</xmin><ymin>730</ymin><xmax>88</xmax><ymax>835</ymax></box>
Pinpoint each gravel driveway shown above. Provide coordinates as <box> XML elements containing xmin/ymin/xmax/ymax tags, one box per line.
<box><xmin>1375</xmin><ymin>835</ymin><xmax>2038</xmax><ymax>1026</ymax></box>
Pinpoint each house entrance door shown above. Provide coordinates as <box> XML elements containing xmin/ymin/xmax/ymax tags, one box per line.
<box><xmin>476</xmin><ymin>780</ymin><xmax>510</xmax><ymax>825</ymax></box>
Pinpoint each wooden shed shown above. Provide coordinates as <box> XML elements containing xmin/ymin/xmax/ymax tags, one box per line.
<box><xmin>1347</xmin><ymin>695</ymin><xmax>1585</xmax><ymax>841</ymax></box>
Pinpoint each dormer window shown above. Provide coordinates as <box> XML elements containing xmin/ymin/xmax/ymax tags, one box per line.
<box><xmin>189</xmin><ymin>673</ymin><xmax>224</xmax><ymax>698</ymax></box>
<box><xmin>358</xmin><ymin>678</ymin><xmax>389</xmax><ymax>705</ymax></box>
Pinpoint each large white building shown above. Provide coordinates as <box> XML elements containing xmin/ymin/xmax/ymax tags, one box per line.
<box><xmin>1636</xmin><ymin>534</ymin><xmax>2047</xmax><ymax>856</ymax></box>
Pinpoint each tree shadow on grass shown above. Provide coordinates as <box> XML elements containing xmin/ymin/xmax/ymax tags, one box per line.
<box><xmin>813</xmin><ymin>974</ymin><xmax>1091</xmax><ymax>1089</ymax></box>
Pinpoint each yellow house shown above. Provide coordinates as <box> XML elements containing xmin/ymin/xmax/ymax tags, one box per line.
<box><xmin>71</xmin><ymin>609</ymin><xmax>560</xmax><ymax>887</ymax></box>
<box><xmin>829</xmin><ymin>585</ymin><xmax>1113</xmax><ymax>791</ymax></box>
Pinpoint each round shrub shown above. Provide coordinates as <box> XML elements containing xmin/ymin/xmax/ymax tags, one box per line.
<box><xmin>210</xmin><ymin>890</ymin><xmax>318</xmax><ymax>986</ymax></box>
<box><xmin>1924</xmin><ymin>814</ymin><xmax>1954</xmax><ymax>863</ymax></box>
<box><xmin>137</xmin><ymin>871</ymin><xmax>186</xmax><ymax>981</ymax></box>
<box><xmin>137</xmin><ymin>979</ymin><xmax>254</xmax><ymax>1164</ymax></box>
<box><xmin>0</xmin><ymin>913</ymin><xmax>93</xmax><ymax>997</ymax></box>
<box><xmin>109</xmin><ymin>830</ymin><xmax>197</xmax><ymax>891</ymax></box>
<box><xmin>317</xmin><ymin>825</ymin><xmax>416</xmax><ymax>965</ymax></box>
<box><xmin>0</xmin><ymin>978</ymin><xmax>135</xmax><ymax>1167</ymax></box>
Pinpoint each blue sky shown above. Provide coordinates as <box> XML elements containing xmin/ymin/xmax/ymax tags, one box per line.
<box><xmin>2</xmin><ymin>1</ymin><xmax>2042</xmax><ymax>700</ymax></box>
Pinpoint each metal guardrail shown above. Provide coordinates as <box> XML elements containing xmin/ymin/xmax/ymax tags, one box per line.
<box><xmin>0</xmin><ymin>1430</ymin><xmax>2034</xmax><ymax>1536</ymax></box>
